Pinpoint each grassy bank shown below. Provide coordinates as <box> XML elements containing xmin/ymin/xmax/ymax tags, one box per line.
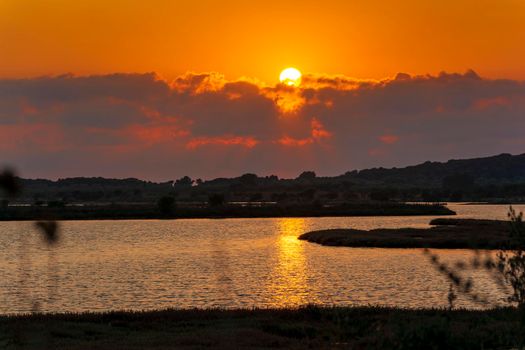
<box><xmin>299</xmin><ymin>218</ymin><xmax>511</xmax><ymax>249</ymax></box>
<box><xmin>0</xmin><ymin>202</ymin><xmax>455</xmax><ymax>221</ymax></box>
<box><xmin>1</xmin><ymin>306</ymin><xmax>523</xmax><ymax>349</ymax></box>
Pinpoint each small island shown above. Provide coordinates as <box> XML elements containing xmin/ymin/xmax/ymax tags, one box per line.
<box><xmin>299</xmin><ymin>218</ymin><xmax>511</xmax><ymax>249</ymax></box>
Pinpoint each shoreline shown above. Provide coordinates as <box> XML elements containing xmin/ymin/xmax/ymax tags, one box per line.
<box><xmin>0</xmin><ymin>212</ymin><xmax>455</xmax><ymax>222</ymax></box>
<box><xmin>0</xmin><ymin>202</ymin><xmax>455</xmax><ymax>221</ymax></box>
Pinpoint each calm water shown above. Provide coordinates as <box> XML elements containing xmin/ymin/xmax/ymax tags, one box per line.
<box><xmin>1</xmin><ymin>203</ymin><xmax>524</xmax><ymax>314</ymax></box>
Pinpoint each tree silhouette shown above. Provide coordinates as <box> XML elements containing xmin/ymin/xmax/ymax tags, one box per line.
<box><xmin>297</xmin><ymin>171</ymin><xmax>316</xmax><ymax>181</ymax></box>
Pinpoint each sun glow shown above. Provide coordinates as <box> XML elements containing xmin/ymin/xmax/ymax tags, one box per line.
<box><xmin>279</xmin><ymin>67</ymin><xmax>302</xmax><ymax>87</ymax></box>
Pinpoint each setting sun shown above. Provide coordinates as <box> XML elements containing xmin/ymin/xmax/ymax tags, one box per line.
<box><xmin>279</xmin><ymin>67</ymin><xmax>302</xmax><ymax>87</ymax></box>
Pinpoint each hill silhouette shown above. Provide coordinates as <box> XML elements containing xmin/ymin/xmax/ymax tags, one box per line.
<box><xmin>339</xmin><ymin>153</ymin><xmax>525</xmax><ymax>187</ymax></box>
<box><xmin>5</xmin><ymin>153</ymin><xmax>525</xmax><ymax>205</ymax></box>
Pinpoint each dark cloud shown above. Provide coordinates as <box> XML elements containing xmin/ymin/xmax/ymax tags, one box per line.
<box><xmin>0</xmin><ymin>71</ymin><xmax>524</xmax><ymax>180</ymax></box>
<box><xmin>0</xmin><ymin>73</ymin><xmax>170</xmax><ymax>101</ymax></box>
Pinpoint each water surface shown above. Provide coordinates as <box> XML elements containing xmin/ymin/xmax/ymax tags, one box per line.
<box><xmin>1</xmin><ymin>203</ymin><xmax>523</xmax><ymax>313</ymax></box>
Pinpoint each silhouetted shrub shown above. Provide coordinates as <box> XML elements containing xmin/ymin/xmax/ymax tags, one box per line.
<box><xmin>499</xmin><ymin>207</ymin><xmax>525</xmax><ymax>305</ymax></box>
<box><xmin>426</xmin><ymin>206</ymin><xmax>525</xmax><ymax>310</ymax></box>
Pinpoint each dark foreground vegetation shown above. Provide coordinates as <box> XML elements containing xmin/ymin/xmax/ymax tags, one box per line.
<box><xmin>300</xmin><ymin>218</ymin><xmax>513</xmax><ymax>249</ymax></box>
<box><xmin>0</xmin><ymin>202</ymin><xmax>454</xmax><ymax>221</ymax></box>
<box><xmin>1</xmin><ymin>306</ymin><xmax>524</xmax><ymax>349</ymax></box>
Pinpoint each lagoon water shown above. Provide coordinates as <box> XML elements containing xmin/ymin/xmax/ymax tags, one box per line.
<box><xmin>1</xmin><ymin>204</ymin><xmax>524</xmax><ymax>313</ymax></box>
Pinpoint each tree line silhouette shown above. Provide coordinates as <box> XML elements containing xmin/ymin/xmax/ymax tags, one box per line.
<box><xmin>2</xmin><ymin>153</ymin><xmax>525</xmax><ymax>209</ymax></box>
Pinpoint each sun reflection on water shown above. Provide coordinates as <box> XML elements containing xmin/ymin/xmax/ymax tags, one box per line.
<box><xmin>267</xmin><ymin>218</ymin><xmax>311</xmax><ymax>306</ymax></box>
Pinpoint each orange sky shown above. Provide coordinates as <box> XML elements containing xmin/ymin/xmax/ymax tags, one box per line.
<box><xmin>1</xmin><ymin>0</ymin><xmax>525</xmax><ymax>82</ymax></box>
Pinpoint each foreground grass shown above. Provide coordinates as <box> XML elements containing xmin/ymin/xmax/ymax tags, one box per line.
<box><xmin>299</xmin><ymin>218</ymin><xmax>511</xmax><ymax>249</ymax></box>
<box><xmin>1</xmin><ymin>306</ymin><xmax>524</xmax><ymax>349</ymax></box>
